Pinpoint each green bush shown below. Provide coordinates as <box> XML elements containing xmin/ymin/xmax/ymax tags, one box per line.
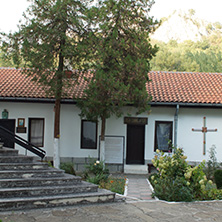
<box><xmin>84</xmin><ymin>159</ymin><xmax>109</xmax><ymax>185</ymax></box>
<box><xmin>214</xmin><ymin>170</ymin><xmax>222</xmax><ymax>189</ymax></box>
<box><xmin>204</xmin><ymin>145</ymin><xmax>219</xmax><ymax>181</ymax></box>
<box><xmin>60</xmin><ymin>162</ymin><xmax>76</xmax><ymax>175</ymax></box>
<box><xmin>150</xmin><ymin>147</ymin><xmax>217</xmax><ymax>201</ymax></box>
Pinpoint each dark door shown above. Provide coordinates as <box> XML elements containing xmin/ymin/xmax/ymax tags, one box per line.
<box><xmin>0</xmin><ymin>119</ymin><xmax>16</xmax><ymax>148</ymax></box>
<box><xmin>126</xmin><ymin>124</ymin><xmax>145</xmax><ymax>164</ymax></box>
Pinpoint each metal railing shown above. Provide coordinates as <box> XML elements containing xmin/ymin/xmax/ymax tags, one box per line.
<box><xmin>0</xmin><ymin>125</ymin><xmax>46</xmax><ymax>159</ymax></box>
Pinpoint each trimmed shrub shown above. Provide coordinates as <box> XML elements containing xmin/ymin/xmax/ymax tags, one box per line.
<box><xmin>214</xmin><ymin>170</ymin><xmax>222</xmax><ymax>189</ymax></box>
<box><xmin>60</xmin><ymin>162</ymin><xmax>76</xmax><ymax>175</ymax></box>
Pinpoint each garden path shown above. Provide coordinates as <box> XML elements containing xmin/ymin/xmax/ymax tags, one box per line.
<box><xmin>125</xmin><ymin>174</ymin><xmax>153</xmax><ymax>201</ymax></box>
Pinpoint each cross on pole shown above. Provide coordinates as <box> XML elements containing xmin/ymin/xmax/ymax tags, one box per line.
<box><xmin>192</xmin><ymin>117</ymin><xmax>217</xmax><ymax>155</ymax></box>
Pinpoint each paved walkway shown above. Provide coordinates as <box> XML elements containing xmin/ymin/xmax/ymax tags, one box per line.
<box><xmin>1</xmin><ymin>174</ymin><xmax>222</xmax><ymax>221</ymax></box>
<box><xmin>1</xmin><ymin>199</ymin><xmax>222</xmax><ymax>221</ymax></box>
<box><xmin>124</xmin><ymin>174</ymin><xmax>153</xmax><ymax>201</ymax></box>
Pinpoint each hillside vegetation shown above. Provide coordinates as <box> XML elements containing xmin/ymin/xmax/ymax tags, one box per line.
<box><xmin>150</xmin><ymin>9</ymin><xmax>222</xmax><ymax>73</ymax></box>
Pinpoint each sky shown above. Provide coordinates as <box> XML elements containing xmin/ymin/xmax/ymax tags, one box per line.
<box><xmin>0</xmin><ymin>0</ymin><xmax>222</xmax><ymax>34</ymax></box>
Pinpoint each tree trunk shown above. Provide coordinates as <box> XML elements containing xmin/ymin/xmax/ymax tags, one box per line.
<box><xmin>53</xmin><ymin>98</ymin><xmax>61</xmax><ymax>168</ymax></box>
<box><xmin>53</xmin><ymin>37</ymin><xmax>65</xmax><ymax>168</ymax></box>
<box><xmin>100</xmin><ymin>116</ymin><xmax>106</xmax><ymax>162</ymax></box>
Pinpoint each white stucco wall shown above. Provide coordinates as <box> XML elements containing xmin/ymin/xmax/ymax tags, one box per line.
<box><xmin>0</xmin><ymin>101</ymin><xmax>54</xmax><ymax>156</ymax></box>
<box><xmin>1</xmin><ymin>101</ymin><xmax>222</xmax><ymax>165</ymax></box>
<box><xmin>177</xmin><ymin>108</ymin><xmax>222</xmax><ymax>163</ymax></box>
<box><xmin>60</xmin><ymin>104</ymin><xmax>98</xmax><ymax>158</ymax></box>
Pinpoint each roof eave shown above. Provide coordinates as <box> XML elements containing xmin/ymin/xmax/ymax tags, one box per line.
<box><xmin>1</xmin><ymin>97</ymin><xmax>222</xmax><ymax>108</ymax></box>
<box><xmin>149</xmin><ymin>101</ymin><xmax>222</xmax><ymax>107</ymax></box>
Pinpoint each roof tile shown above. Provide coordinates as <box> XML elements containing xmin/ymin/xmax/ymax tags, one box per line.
<box><xmin>1</xmin><ymin>68</ymin><xmax>222</xmax><ymax>104</ymax></box>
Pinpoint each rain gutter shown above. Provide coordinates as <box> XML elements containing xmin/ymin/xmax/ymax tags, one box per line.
<box><xmin>174</xmin><ymin>104</ymin><xmax>179</xmax><ymax>148</ymax></box>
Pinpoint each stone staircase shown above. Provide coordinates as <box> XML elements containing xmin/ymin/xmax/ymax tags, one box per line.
<box><xmin>0</xmin><ymin>147</ymin><xmax>115</xmax><ymax>211</ymax></box>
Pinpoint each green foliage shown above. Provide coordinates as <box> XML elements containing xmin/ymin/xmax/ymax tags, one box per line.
<box><xmin>1</xmin><ymin>0</ymin><xmax>90</xmax><ymax>95</ymax></box>
<box><xmin>60</xmin><ymin>162</ymin><xmax>76</xmax><ymax>175</ymax></box>
<box><xmin>150</xmin><ymin>35</ymin><xmax>222</xmax><ymax>73</ymax></box>
<box><xmin>0</xmin><ymin>50</ymin><xmax>15</xmax><ymax>67</ymax></box>
<box><xmin>204</xmin><ymin>145</ymin><xmax>220</xmax><ymax>181</ymax></box>
<box><xmin>84</xmin><ymin>159</ymin><xmax>109</xmax><ymax>185</ymax></box>
<box><xmin>77</xmin><ymin>0</ymin><xmax>159</xmax><ymax>138</ymax></box>
<box><xmin>100</xmin><ymin>177</ymin><xmax>126</xmax><ymax>194</ymax></box>
<box><xmin>214</xmin><ymin>170</ymin><xmax>222</xmax><ymax>189</ymax></box>
<box><xmin>47</xmin><ymin>161</ymin><xmax>54</xmax><ymax>168</ymax></box>
<box><xmin>84</xmin><ymin>159</ymin><xmax>125</xmax><ymax>194</ymax></box>
<box><xmin>0</xmin><ymin>0</ymin><xmax>93</xmax><ymax>142</ymax></box>
<box><xmin>150</xmin><ymin>147</ymin><xmax>219</xmax><ymax>201</ymax></box>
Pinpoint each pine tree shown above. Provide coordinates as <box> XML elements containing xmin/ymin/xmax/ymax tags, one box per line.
<box><xmin>1</xmin><ymin>0</ymin><xmax>90</xmax><ymax>167</ymax></box>
<box><xmin>77</xmin><ymin>0</ymin><xmax>159</xmax><ymax>161</ymax></box>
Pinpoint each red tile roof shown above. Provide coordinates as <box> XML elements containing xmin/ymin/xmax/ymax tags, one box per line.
<box><xmin>1</xmin><ymin>68</ymin><xmax>222</xmax><ymax>105</ymax></box>
<box><xmin>148</xmin><ymin>71</ymin><xmax>222</xmax><ymax>104</ymax></box>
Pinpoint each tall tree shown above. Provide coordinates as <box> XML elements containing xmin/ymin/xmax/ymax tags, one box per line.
<box><xmin>77</xmin><ymin>0</ymin><xmax>159</xmax><ymax>162</ymax></box>
<box><xmin>1</xmin><ymin>0</ymin><xmax>89</xmax><ymax>168</ymax></box>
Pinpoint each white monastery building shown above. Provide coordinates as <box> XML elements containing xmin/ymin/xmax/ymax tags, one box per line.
<box><xmin>0</xmin><ymin>68</ymin><xmax>222</xmax><ymax>174</ymax></box>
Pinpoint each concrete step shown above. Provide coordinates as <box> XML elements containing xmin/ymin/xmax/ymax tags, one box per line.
<box><xmin>0</xmin><ymin>148</ymin><xmax>116</xmax><ymax>210</ymax></box>
<box><xmin>0</xmin><ymin>148</ymin><xmax>19</xmax><ymax>156</ymax></box>
<box><xmin>0</xmin><ymin>181</ymin><xmax>98</xmax><ymax>198</ymax></box>
<box><xmin>0</xmin><ymin>189</ymin><xmax>115</xmax><ymax>212</ymax></box>
<box><xmin>0</xmin><ymin>174</ymin><xmax>82</xmax><ymax>188</ymax></box>
<box><xmin>0</xmin><ymin>155</ymin><xmax>34</xmax><ymax>163</ymax></box>
<box><xmin>0</xmin><ymin>162</ymin><xmax>49</xmax><ymax>170</ymax></box>
<box><xmin>0</xmin><ymin>168</ymin><xmax>65</xmax><ymax>179</ymax></box>
<box><xmin>124</xmin><ymin>164</ymin><xmax>148</xmax><ymax>174</ymax></box>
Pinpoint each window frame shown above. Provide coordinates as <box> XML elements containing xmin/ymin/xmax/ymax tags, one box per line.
<box><xmin>154</xmin><ymin>121</ymin><xmax>173</xmax><ymax>152</ymax></box>
<box><xmin>81</xmin><ymin>120</ymin><xmax>97</xmax><ymax>149</ymax></box>
<box><xmin>28</xmin><ymin>118</ymin><xmax>45</xmax><ymax>147</ymax></box>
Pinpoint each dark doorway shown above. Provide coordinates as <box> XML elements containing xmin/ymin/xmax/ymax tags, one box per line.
<box><xmin>126</xmin><ymin>124</ymin><xmax>145</xmax><ymax>164</ymax></box>
<box><xmin>0</xmin><ymin>119</ymin><xmax>16</xmax><ymax>148</ymax></box>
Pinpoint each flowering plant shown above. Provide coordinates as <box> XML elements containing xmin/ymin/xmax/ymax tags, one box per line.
<box><xmin>84</xmin><ymin>158</ymin><xmax>109</xmax><ymax>185</ymax></box>
<box><xmin>150</xmin><ymin>147</ymin><xmax>217</xmax><ymax>201</ymax></box>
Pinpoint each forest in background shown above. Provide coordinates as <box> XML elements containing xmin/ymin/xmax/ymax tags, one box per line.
<box><xmin>150</xmin><ymin>9</ymin><xmax>222</xmax><ymax>73</ymax></box>
<box><xmin>150</xmin><ymin>34</ymin><xmax>222</xmax><ymax>73</ymax></box>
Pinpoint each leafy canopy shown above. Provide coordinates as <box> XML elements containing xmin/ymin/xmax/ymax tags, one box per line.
<box><xmin>78</xmin><ymin>0</ymin><xmax>159</xmax><ymax>122</ymax></box>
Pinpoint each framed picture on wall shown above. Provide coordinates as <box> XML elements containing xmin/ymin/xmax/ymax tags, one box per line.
<box><xmin>18</xmin><ymin>118</ymin><xmax>25</xmax><ymax>128</ymax></box>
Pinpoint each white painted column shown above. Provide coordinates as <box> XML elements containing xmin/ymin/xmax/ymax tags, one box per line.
<box><xmin>53</xmin><ymin>138</ymin><xmax>60</xmax><ymax>168</ymax></box>
<box><xmin>100</xmin><ymin>140</ymin><xmax>105</xmax><ymax>162</ymax></box>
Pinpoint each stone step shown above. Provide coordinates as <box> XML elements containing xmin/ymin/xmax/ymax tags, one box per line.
<box><xmin>0</xmin><ymin>148</ymin><xmax>19</xmax><ymax>156</ymax></box>
<box><xmin>0</xmin><ymin>155</ymin><xmax>34</xmax><ymax>163</ymax></box>
<box><xmin>0</xmin><ymin>162</ymin><xmax>49</xmax><ymax>170</ymax></box>
<box><xmin>0</xmin><ymin>189</ymin><xmax>115</xmax><ymax>212</ymax></box>
<box><xmin>0</xmin><ymin>174</ymin><xmax>82</xmax><ymax>188</ymax></box>
<box><xmin>0</xmin><ymin>168</ymin><xmax>65</xmax><ymax>179</ymax></box>
<box><xmin>0</xmin><ymin>181</ymin><xmax>98</xmax><ymax>198</ymax></box>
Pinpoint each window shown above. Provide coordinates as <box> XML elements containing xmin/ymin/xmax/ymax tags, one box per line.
<box><xmin>81</xmin><ymin>120</ymin><xmax>97</xmax><ymax>149</ymax></box>
<box><xmin>154</xmin><ymin>121</ymin><xmax>173</xmax><ymax>152</ymax></box>
<box><xmin>28</xmin><ymin>118</ymin><xmax>44</xmax><ymax>147</ymax></box>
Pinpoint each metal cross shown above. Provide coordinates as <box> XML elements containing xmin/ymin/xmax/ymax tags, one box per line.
<box><xmin>192</xmin><ymin>117</ymin><xmax>217</xmax><ymax>155</ymax></box>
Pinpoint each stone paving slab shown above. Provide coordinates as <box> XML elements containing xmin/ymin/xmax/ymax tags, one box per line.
<box><xmin>125</xmin><ymin>174</ymin><xmax>154</xmax><ymax>201</ymax></box>
<box><xmin>1</xmin><ymin>200</ymin><xmax>222</xmax><ymax>222</ymax></box>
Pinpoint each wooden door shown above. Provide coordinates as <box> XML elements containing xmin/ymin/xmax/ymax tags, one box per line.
<box><xmin>0</xmin><ymin>119</ymin><xmax>15</xmax><ymax>148</ymax></box>
<box><xmin>126</xmin><ymin>124</ymin><xmax>145</xmax><ymax>164</ymax></box>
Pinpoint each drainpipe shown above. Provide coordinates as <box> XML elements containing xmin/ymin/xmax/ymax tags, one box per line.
<box><xmin>174</xmin><ymin>104</ymin><xmax>179</xmax><ymax>148</ymax></box>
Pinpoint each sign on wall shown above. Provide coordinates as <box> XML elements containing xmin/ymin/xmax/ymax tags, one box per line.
<box><xmin>124</xmin><ymin>117</ymin><xmax>148</xmax><ymax>125</ymax></box>
<box><xmin>102</xmin><ymin>136</ymin><xmax>124</xmax><ymax>164</ymax></box>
